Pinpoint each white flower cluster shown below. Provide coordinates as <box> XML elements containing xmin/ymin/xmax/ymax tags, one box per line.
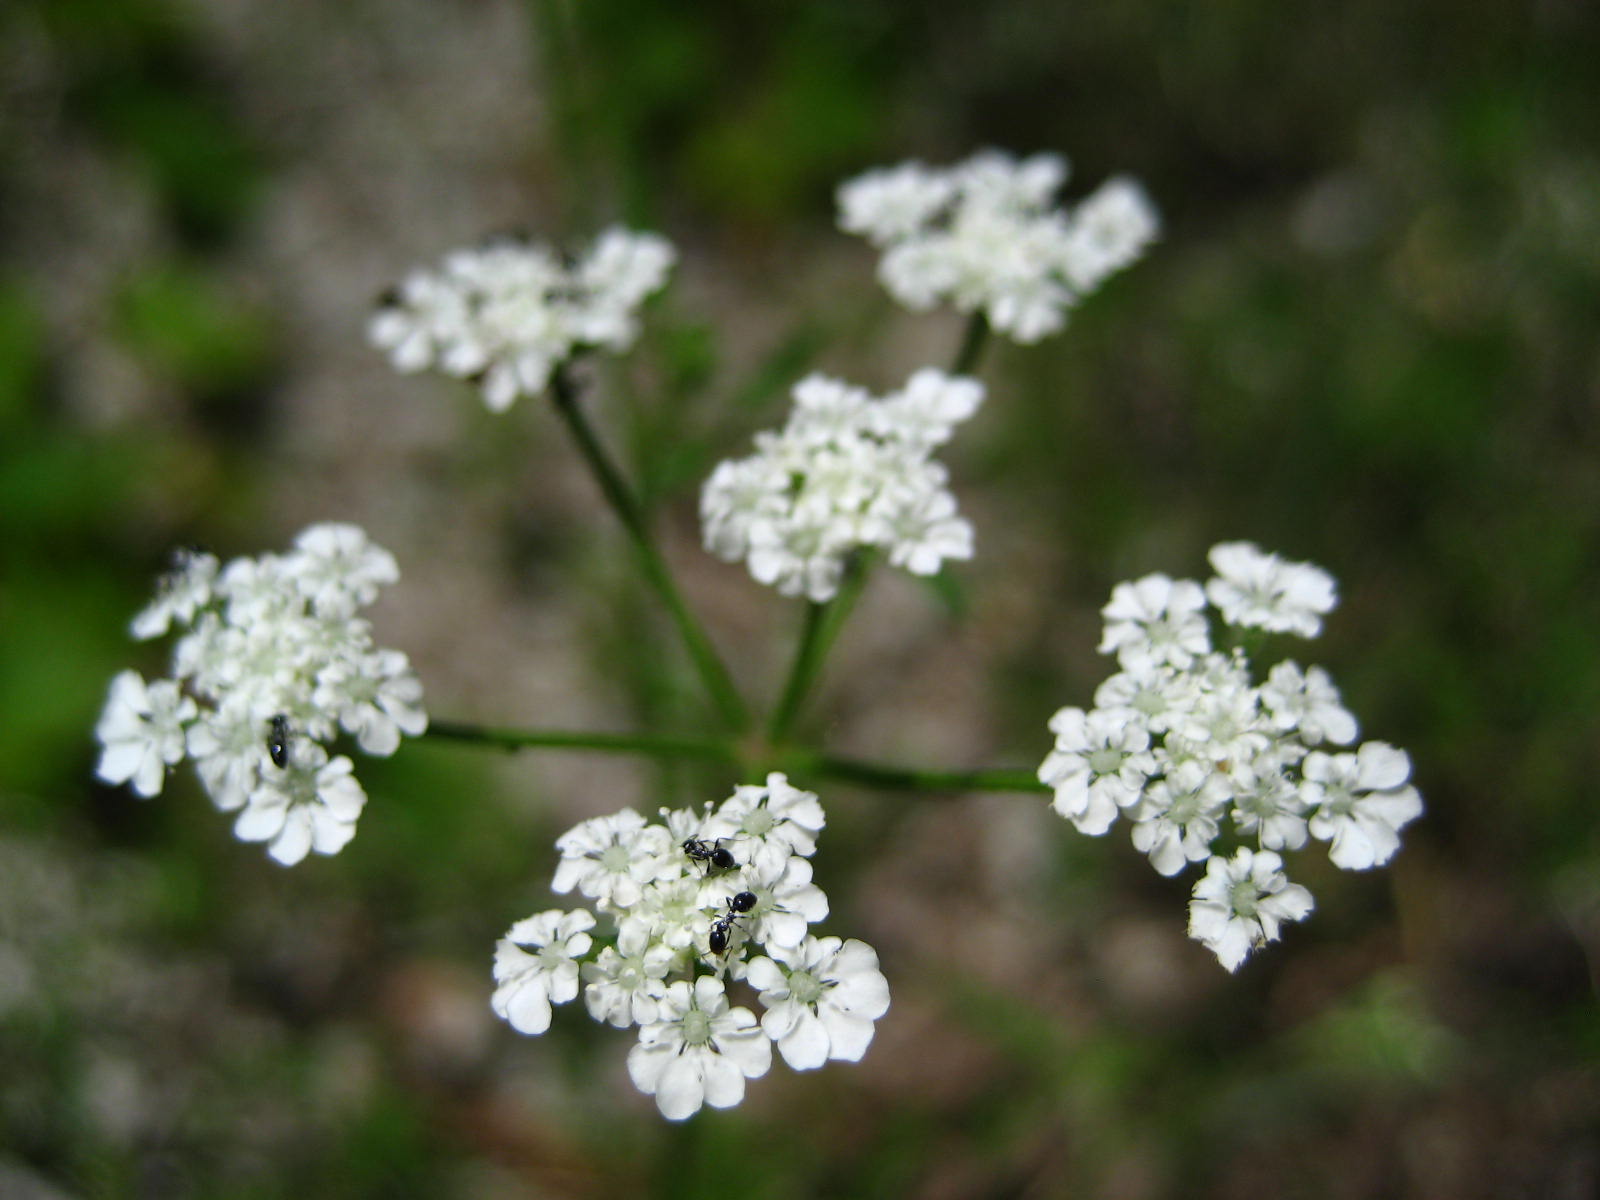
<box><xmin>369</xmin><ymin>227</ymin><xmax>676</xmax><ymax>412</ymax></box>
<box><xmin>700</xmin><ymin>369</ymin><xmax>983</xmax><ymax>602</ymax></box>
<box><xmin>837</xmin><ymin>150</ymin><xmax>1159</xmax><ymax>343</ymax></box>
<box><xmin>1038</xmin><ymin>541</ymin><xmax>1423</xmax><ymax>971</ymax></box>
<box><xmin>94</xmin><ymin>525</ymin><xmax>427</xmax><ymax>866</ymax></box>
<box><xmin>490</xmin><ymin>773</ymin><xmax>890</xmax><ymax>1120</ymax></box>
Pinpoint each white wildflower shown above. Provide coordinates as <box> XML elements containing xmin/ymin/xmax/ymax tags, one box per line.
<box><xmin>1206</xmin><ymin>541</ymin><xmax>1337</xmax><ymax>638</ymax></box>
<box><xmin>1130</xmin><ymin>758</ymin><xmax>1232</xmax><ymax>876</ymax></box>
<box><xmin>551</xmin><ymin>808</ymin><xmax>676</xmax><ymax>909</ymax></box>
<box><xmin>370</xmin><ymin>227</ymin><xmax>674</xmax><ymax>411</ymax></box>
<box><xmin>1187</xmin><ymin>848</ymin><xmax>1314</xmax><ymax>971</ymax></box>
<box><xmin>747</xmin><ymin>937</ymin><xmax>890</xmax><ymax>1070</ymax></box>
<box><xmin>838</xmin><ymin>149</ymin><xmax>1158</xmax><ymax>342</ymax></box>
<box><xmin>94</xmin><ymin>526</ymin><xmax>424</xmax><ymax>863</ymax></box>
<box><xmin>701</xmin><ymin>370</ymin><xmax>982</xmax><ymax>602</ymax></box>
<box><xmin>1305</xmin><ymin>742</ymin><xmax>1424</xmax><ymax>870</ymax></box>
<box><xmin>492</xmin><ymin>909</ymin><xmax>596</xmax><ymax>1035</ymax></box>
<box><xmin>1038</xmin><ymin>706</ymin><xmax>1156</xmax><ymax>834</ymax></box>
<box><xmin>1260</xmin><ymin>660</ymin><xmax>1358</xmax><ymax>746</ymax></box>
<box><xmin>626</xmin><ymin>977</ymin><xmax>772</xmax><ymax>1120</ymax></box>
<box><xmin>232</xmin><ymin>744</ymin><xmax>367</xmax><ymax>867</ymax></box>
<box><xmin>1098</xmin><ymin>573</ymin><xmax>1211</xmax><ymax>670</ymax></box>
<box><xmin>93</xmin><ymin>671</ymin><xmax>195</xmax><ymax>798</ymax></box>
<box><xmin>582</xmin><ymin>918</ymin><xmax>674</xmax><ymax>1028</ymax></box>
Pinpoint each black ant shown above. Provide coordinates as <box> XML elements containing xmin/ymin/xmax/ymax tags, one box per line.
<box><xmin>267</xmin><ymin>714</ymin><xmax>292</xmax><ymax>769</ymax></box>
<box><xmin>682</xmin><ymin>837</ymin><xmax>737</xmax><ymax>874</ymax></box>
<box><xmin>707</xmin><ymin>892</ymin><xmax>757</xmax><ymax>956</ymax></box>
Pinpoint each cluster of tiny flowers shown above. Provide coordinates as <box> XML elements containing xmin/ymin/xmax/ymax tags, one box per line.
<box><xmin>368</xmin><ymin>227</ymin><xmax>675</xmax><ymax>412</ymax></box>
<box><xmin>1037</xmin><ymin>541</ymin><xmax>1423</xmax><ymax>971</ymax></box>
<box><xmin>837</xmin><ymin>150</ymin><xmax>1159</xmax><ymax>343</ymax></box>
<box><xmin>700</xmin><ymin>369</ymin><xmax>983</xmax><ymax>602</ymax></box>
<box><xmin>93</xmin><ymin>525</ymin><xmax>427</xmax><ymax>866</ymax></box>
<box><xmin>490</xmin><ymin>773</ymin><xmax>890</xmax><ymax>1120</ymax></box>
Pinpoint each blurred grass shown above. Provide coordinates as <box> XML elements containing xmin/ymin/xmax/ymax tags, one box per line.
<box><xmin>3</xmin><ymin>0</ymin><xmax>1599</xmax><ymax>1196</ymax></box>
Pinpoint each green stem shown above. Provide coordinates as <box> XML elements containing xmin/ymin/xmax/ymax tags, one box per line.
<box><xmin>950</xmin><ymin>312</ymin><xmax>991</xmax><ymax>376</ymax></box>
<box><xmin>767</xmin><ymin>600</ymin><xmax>828</xmax><ymax>746</ymax></box>
<box><xmin>425</xmin><ymin>719</ymin><xmax>738</xmax><ymax>764</ymax></box>
<box><xmin>766</xmin><ymin>553</ymin><xmax>874</xmax><ymax>745</ymax></box>
<box><xmin>427</xmin><ymin>720</ymin><xmax>1046</xmax><ymax>797</ymax></box>
<box><xmin>548</xmin><ymin>366</ymin><xmax>750</xmax><ymax>733</ymax></box>
<box><xmin>791</xmin><ymin>750</ymin><xmax>1048</xmax><ymax>795</ymax></box>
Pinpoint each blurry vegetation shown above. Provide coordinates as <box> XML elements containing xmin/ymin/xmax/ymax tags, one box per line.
<box><xmin>2</xmin><ymin>0</ymin><xmax>1599</xmax><ymax>1196</ymax></box>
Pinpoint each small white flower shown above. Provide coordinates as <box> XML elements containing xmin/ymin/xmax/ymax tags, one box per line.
<box><xmin>1058</xmin><ymin>177</ymin><xmax>1161</xmax><ymax>292</ymax></box>
<box><xmin>701</xmin><ymin>371</ymin><xmax>982</xmax><ymax>602</ymax></box>
<box><xmin>551</xmin><ymin>809</ymin><xmax>677</xmax><ymax>909</ymax></box>
<box><xmin>1205</xmin><ymin>541</ymin><xmax>1337</xmax><ymax>639</ymax></box>
<box><xmin>1187</xmin><ymin>848</ymin><xmax>1314</xmax><ymax>971</ymax></box>
<box><xmin>315</xmin><ymin>648</ymin><xmax>428</xmax><ymax>756</ymax></box>
<box><xmin>747</xmin><ymin>936</ymin><xmax>890</xmax><ymax>1070</ymax></box>
<box><xmin>1229</xmin><ymin>745</ymin><xmax>1312</xmax><ymax>851</ymax></box>
<box><xmin>94</xmin><ymin>671</ymin><xmax>194</xmax><ymax>798</ymax></box>
<box><xmin>626</xmin><ymin>977</ymin><xmax>772</xmax><ymax>1120</ymax></box>
<box><xmin>1129</xmin><ymin>759</ymin><xmax>1231</xmax><ymax>876</ymax></box>
<box><xmin>184</xmin><ymin>697</ymin><xmax>272</xmax><ymax>812</ymax></box>
<box><xmin>581</xmin><ymin>917</ymin><xmax>674</xmax><ymax>1029</ymax></box>
<box><xmin>838</xmin><ymin>161</ymin><xmax>959</xmax><ymax>244</ymax></box>
<box><xmin>232</xmin><ymin>745</ymin><xmax>367</xmax><ymax>866</ymax></box>
<box><xmin>290</xmin><ymin>523</ymin><xmax>400</xmax><ymax>618</ymax></box>
<box><xmin>370</xmin><ymin>227</ymin><xmax>675</xmax><ymax>412</ymax></box>
<box><xmin>129</xmin><ymin>547</ymin><xmax>218</xmax><ymax>640</ymax></box>
<box><xmin>838</xmin><ymin>150</ymin><xmax>1157</xmax><ymax>342</ymax></box>
<box><xmin>1260</xmin><ymin>660</ymin><xmax>1358</xmax><ymax>746</ymax></box>
<box><xmin>739</xmin><ymin>855</ymin><xmax>829</xmax><ymax>951</ymax></box>
<box><xmin>1304</xmin><ymin>742</ymin><xmax>1423</xmax><ymax>870</ymax></box>
<box><xmin>703</xmin><ymin>772</ymin><xmax>826</xmax><ymax>879</ymax></box>
<box><xmin>1093</xmin><ymin>664</ymin><xmax>1203</xmax><ymax>736</ymax></box>
<box><xmin>492</xmin><ymin>909</ymin><xmax>597</xmax><ymax>1035</ymax></box>
<box><xmin>1038</xmin><ymin>706</ymin><xmax>1156</xmax><ymax>834</ymax></box>
<box><xmin>1099</xmin><ymin>573</ymin><xmax>1211</xmax><ymax>670</ymax></box>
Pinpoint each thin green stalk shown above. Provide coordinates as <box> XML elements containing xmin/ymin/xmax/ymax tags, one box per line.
<box><xmin>766</xmin><ymin>553</ymin><xmax>873</xmax><ymax>745</ymax></box>
<box><xmin>792</xmin><ymin>750</ymin><xmax>1048</xmax><ymax>795</ymax></box>
<box><xmin>950</xmin><ymin>312</ymin><xmax>991</xmax><ymax>376</ymax></box>
<box><xmin>767</xmin><ymin>600</ymin><xmax>828</xmax><ymax>746</ymax></box>
<box><xmin>425</xmin><ymin>719</ymin><xmax>738</xmax><ymax>764</ymax></box>
<box><xmin>548</xmin><ymin>366</ymin><xmax>750</xmax><ymax>733</ymax></box>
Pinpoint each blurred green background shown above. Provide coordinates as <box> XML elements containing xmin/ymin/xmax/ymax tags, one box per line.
<box><xmin>3</xmin><ymin>0</ymin><xmax>1598</xmax><ymax>1196</ymax></box>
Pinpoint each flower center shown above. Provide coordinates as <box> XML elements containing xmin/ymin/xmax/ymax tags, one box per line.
<box><xmin>788</xmin><ymin>970</ymin><xmax>825</xmax><ymax>1007</ymax></box>
<box><xmin>742</xmin><ymin>807</ymin><xmax>775</xmax><ymax>837</ymax></box>
<box><xmin>599</xmin><ymin>844</ymin><xmax>632</xmax><ymax>874</ymax></box>
<box><xmin>1088</xmin><ymin>747</ymin><xmax>1124</xmax><ymax>776</ymax></box>
<box><xmin>1228</xmin><ymin>879</ymin><xmax>1261</xmax><ymax>918</ymax></box>
<box><xmin>680</xmin><ymin>1009</ymin><xmax>712</xmax><ymax>1047</ymax></box>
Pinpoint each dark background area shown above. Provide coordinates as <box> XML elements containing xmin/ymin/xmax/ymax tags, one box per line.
<box><xmin>2</xmin><ymin>0</ymin><xmax>1598</xmax><ymax>1196</ymax></box>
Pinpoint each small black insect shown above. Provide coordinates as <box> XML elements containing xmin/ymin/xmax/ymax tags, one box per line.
<box><xmin>682</xmin><ymin>837</ymin><xmax>737</xmax><ymax>874</ymax></box>
<box><xmin>267</xmin><ymin>714</ymin><xmax>291</xmax><ymax>769</ymax></box>
<box><xmin>707</xmin><ymin>892</ymin><xmax>758</xmax><ymax>955</ymax></box>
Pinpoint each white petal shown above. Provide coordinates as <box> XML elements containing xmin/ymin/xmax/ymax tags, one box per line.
<box><xmin>776</xmin><ymin>1009</ymin><xmax>831</xmax><ymax>1070</ymax></box>
<box><xmin>626</xmin><ymin>1037</ymin><xmax>675</xmax><ymax>1095</ymax></box>
<box><xmin>818</xmin><ymin>1004</ymin><xmax>877</xmax><ymax>1062</ymax></box>
<box><xmin>268</xmin><ymin>811</ymin><xmax>315</xmax><ymax>866</ymax></box>
<box><xmin>653</xmin><ymin>1053</ymin><xmax>707</xmax><ymax>1120</ymax></box>
<box><xmin>698</xmin><ymin>1052</ymin><xmax>747</xmax><ymax>1109</ymax></box>
<box><xmin>500</xmin><ymin>977</ymin><xmax>554</xmax><ymax>1035</ymax></box>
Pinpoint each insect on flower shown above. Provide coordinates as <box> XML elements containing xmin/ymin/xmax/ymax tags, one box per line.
<box><xmin>708</xmin><ymin>892</ymin><xmax>758</xmax><ymax>955</ymax></box>
<box><xmin>682</xmin><ymin>836</ymin><xmax>737</xmax><ymax>874</ymax></box>
<box><xmin>267</xmin><ymin>713</ymin><xmax>292</xmax><ymax>769</ymax></box>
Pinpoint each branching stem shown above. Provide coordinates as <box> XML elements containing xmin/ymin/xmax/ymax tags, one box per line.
<box><xmin>548</xmin><ymin>365</ymin><xmax>749</xmax><ymax>733</ymax></box>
